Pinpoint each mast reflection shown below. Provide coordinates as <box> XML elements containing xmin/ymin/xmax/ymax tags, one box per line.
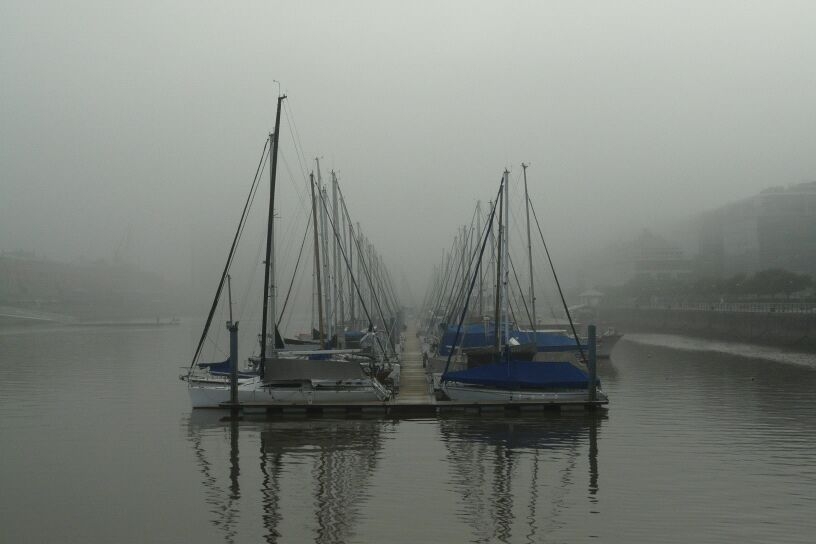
<box><xmin>260</xmin><ymin>419</ymin><xmax>383</xmax><ymax>544</ymax></box>
<box><xmin>186</xmin><ymin>411</ymin><xmax>245</xmax><ymax>544</ymax></box>
<box><xmin>438</xmin><ymin>411</ymin><xmax>604</xmax><ymax>543</ymax></box>
<box><xmin>186</xmin><ymin>413</ymin><xmax>384</xmax><ymax>543</ymax></box>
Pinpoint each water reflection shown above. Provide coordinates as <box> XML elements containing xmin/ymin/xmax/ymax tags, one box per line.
<box><xmin>185</xmin><ymin>413</ymin><xmax>239</xmax><ymax>543</ymax></box>
<box><xmin>259</xmin><ymin>427</ymin><xmax>282</xmax><ymax>544</ymax></box>
<box><xmin>5</xmin><ymin>325</ymin><xmax>816</xmax><ymax>543</ymax></box>
<box><xmin>260</xmin><ymin>419</ymin><xmax>383</xmax><ymax>544</ymax></box>
<box><xmin>185</xmin><ymin>413</ymin><xmax>385</xmax><ymax>543</ymax></box>
<box><xmin>438</xmin><ymin>412</ymin><xmax>604</xmax><ymax>544</ymax></box>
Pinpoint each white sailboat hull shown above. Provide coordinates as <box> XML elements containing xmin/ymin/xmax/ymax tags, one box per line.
<box><xmin>188</xmin><ymin>378</ymin><xmax>387</xmax><ymax>408</ymax></box>
<box><xmin>188</xmin><ymin>380</ymin><xmax>267</xmax><ymax>408</ymax></box>
<box><xmin>442</xmin><ymin>383</ymin><xmax>606</xmax><ymax>404</ymax></box>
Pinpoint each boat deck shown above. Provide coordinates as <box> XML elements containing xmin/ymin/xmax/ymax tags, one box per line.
<box><xmin>216</xmin><ymin>324</ymin><xmax>607</xmax><ymax>415</ymax></box>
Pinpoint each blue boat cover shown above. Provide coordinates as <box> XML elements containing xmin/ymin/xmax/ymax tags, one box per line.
<box><xmin>198</xmin><ymin>358</ymin><xmax>230</xmax><ymax>371</ymax></box>
<box><xmin>513</xmin><ymin>331</ymin><xmax>587</xmax><ymax>352</ymax></box>
<box><xmin>442</xmin><ymin>361</ymin><xmax>593</xmax><ymax>389</ymax></box>
<box><xmin>440</xmin><ymin>325</ymin><xmax>585</xmax><ymax>355</ymax></box>
<box><xmin>198</xmin><ymin>359</ymin><xmax>258</xmax><ymax>377</ymax></box>
<box><xmin>439</xmin><ymin>323</ymin><xmax>495</xmax><ymax>355</ymax></box>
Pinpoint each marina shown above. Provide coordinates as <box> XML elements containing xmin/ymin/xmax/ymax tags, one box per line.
<box><xmin>4</xmin><ymin>4</ymin><xmax>816</xmax><ymax>542</ymax></box>
<box><xmin>213</xmin><ymin>325</ymin><xmax>608</xmax><ymax>416</ymax></box>
<box><xmin>182</xmin><ymin>94</ymin><xmax>608</xmax><ymax>415</ymax></box>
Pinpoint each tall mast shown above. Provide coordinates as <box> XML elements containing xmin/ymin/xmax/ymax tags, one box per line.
<box><xmin>316</xmin><ymin>159</ymin><xmax>332</xmax><ymax>342</ymax></box>
<box><xmin>476</xmin><ymin>200</ymin><xmax>483</xmax><ymax>318</ymax></box>
<box><xmin>501</xmin><ymin>169</ymin><xmax>510</xmax><ymax>359</ymax></box>
<box><xmin>368</xmin><ymin>240</ymin><xmax>375</xmax><ymax>327</ymax></box>
<box><xmin>522</xmin><ymin>163</ymin><xmax>536</xmax><ymax>332</ymax></box>
<box><xmin>460</xmin><ymin>226</ymin><xmax>466</xmax><ymax>310</ymax></box>
<box><xmin>310</xmin><ymin>172</ymin><xmax>326</xmax><ymax>348</ymax></box>
<box><xmin>357</xmin><ymin>222</ymin><xmax>364</xmax><ymax>325</ymax></box>
<box><xmin>493</xmin><ymin>188</ymin><xmax>503</xmax><ymax>352</ymax></box>
<box><xmin>259</xmin><ymin>93</ymin><xmax>286</xmax><ymax>378</ymax></box>
<box><xmin>339</xmin><ymin>187</ymin><xmax>347</xmax><ymax>330</ymax></box>
<box><xmin>322</xmin><ymin>185</ymin><xmax>333</xmax><ymax>341</ymax></box>
<box><xmin>488</xmin><ymin>199</ymin><xmax>495</xmax><ymax>317</ymax></box>
<box><xmin>331</xmin><ymin>171</ymin><xmax>341</xmax><ymax>337</ymax></box>
<box><xmin>227</xmin><ymin>273</ymin><xmax>234</xmax><ymax>323</ymax></box>
<box><xmin>310</xmin><ymin>260</ymin><xmax>316</xmax><ymax>333</ymax></box>
<box><xmin>348</xmin><ymin>209</ymin><xmax>355</xmax><ymax>326</ymax></box>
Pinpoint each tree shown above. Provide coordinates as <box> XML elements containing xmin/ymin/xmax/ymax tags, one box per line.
<box><xmin>747</xmin><ymin>268</ymin><xmax>812</xmax><ymax>298</ymax></box>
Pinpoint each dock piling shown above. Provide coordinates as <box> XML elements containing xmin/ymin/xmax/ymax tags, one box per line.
<box><xmin>588</xmin><ymin>324</ymin><xmax>597</xmax><ymax>402</ymax></box>
<box><xmin>228</xmin><ymin>320</ymin><xmax>239</xmax><ymax>408</ymax></box>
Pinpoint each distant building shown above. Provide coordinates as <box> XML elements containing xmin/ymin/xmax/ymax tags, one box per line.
<box><xmin>699</xmin><ymin>181</ymin><xmax>816</xmax><ymax>277</ymax></box>
<box><xmin>579</xmin><ymin>229</ymin><xmax>693</xmax><ymax>288</ymax></box>
<box><xmin>629</xmin><ymin>229</ymin><xmax>693</xmax><ymax>281</ymax></box>
<box><xmin>578</xmin><ymin>289</ymin><xmax>605</xmax><ymax>308</ymax></box>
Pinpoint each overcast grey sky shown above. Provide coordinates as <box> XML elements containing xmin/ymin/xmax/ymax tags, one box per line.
<box><xmin>3</xmin><ymin>1</ymin><xmax>816</xmax><ymax>302</ymax></box>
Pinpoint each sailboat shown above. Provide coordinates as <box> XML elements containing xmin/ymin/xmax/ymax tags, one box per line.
<box><xmin>505</xmin><ymin>162</ymin><xmax>589</xmax><ymax>362</ymax></box>
<box><xmin>440</xmin><ymin>169</ymin><xmax>607</xmax><ymax>404</ymax></box>
<box><xmin>420</xmin><ymin>176</ymin><xmax>595</xmax><ymax>394</ymax></box>
<box><xmin>183</xmin><ymin>94</ymin><xmax>391</xmax><ymax>408</ymax></box>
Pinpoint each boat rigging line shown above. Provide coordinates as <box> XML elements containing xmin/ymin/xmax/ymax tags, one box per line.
<box><xmin>335</xmin><ymin>182</ymin><xmax>397</xmax><ymax>344</ymax></box>
<box><xmin>275</xmin><ymin>208</ymin><xmax>313</xmax><ymax>327</ymax></box>
<box><xmin>424</xmin><ymin>236</ymin><xmax>462</xmax><ymax>335</ymax></box>
<box><xmin>527</xmin><ymin>194</ymin><xmax>586</xmax><ymax>361</ymax></box>
<box><xmin>507</xmin><ymin>254</ymin><xmax>534</xmax><ymax>333</ymax></box>
<box><xmin>259</xmin><ymin>93</ymin><xmax>287</xmax><ymax>379</ymax></box>
<box><xmin>282</xmin><ymin>99</ymin><xmax>312</xmax><ymax>187</ymax></box>
<box><xmin>316</xmin><ymin>182</ymin><xmax>391</xmax><ymax>359</ymax></box>
<box><xmin>188</xmin><ymin>137</ymin><xmax>270</xmax><ymax>372</ymax></box>
<box><xmin>442</xmin><ymin>179</ymin><xmax>503</xmax><ymax>378</ymax></box>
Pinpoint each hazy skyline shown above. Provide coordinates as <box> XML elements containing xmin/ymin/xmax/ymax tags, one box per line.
<box><xmin>3</xmin><ymin>1</ymin><xmax>816</xmax><ymax>302</ymax></box>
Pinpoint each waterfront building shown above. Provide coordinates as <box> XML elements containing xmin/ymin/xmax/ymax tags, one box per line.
<box><xmin>628</xmin><ymin>229</ymin><xmax>693</xmax><ymax>281</ymax></box>
<box><xmin>699</xmin><ymin>181</ymin><xmax>816</xmax><ymax>277</ymax></box>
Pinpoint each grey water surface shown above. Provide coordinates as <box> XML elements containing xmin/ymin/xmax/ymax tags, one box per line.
<box><xmin>1</xmin><ymin>324</ymin><xmax>815</xmax><ymax>543</ymax></box>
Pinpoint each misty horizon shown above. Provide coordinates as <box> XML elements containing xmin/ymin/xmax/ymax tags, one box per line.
<box><xmin>3</xmin><ymin>1</ymin><xmax>816</xmax><ymax>302</ymax></box>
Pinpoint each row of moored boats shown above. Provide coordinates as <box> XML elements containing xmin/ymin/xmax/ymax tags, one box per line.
<box><xmin>182</xmin><ymin>95</ymin><xmax>611</xmax><ymax>408</ymax></box>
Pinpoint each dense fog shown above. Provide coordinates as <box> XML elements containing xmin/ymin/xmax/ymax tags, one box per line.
<box><xmin>3</xmin><ymin>1</ymin><xmax>816</xmax><ymax>316</ymax></box>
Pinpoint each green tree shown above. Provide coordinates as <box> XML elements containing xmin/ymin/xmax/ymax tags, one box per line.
<box><xmin>747</xmin><ymin>268</ymin><xmax>812</xmax><ymax>298</ymax></box>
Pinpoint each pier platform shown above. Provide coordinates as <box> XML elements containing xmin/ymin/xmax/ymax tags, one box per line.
<box><xmin>227</xmin><ymin>399</ymin><xmax>607</xmax><ymax>418</ymax></box>
<box><xmin>217</xmin><ymin>324</ymin><xmax>607</xmax><ymax>416</ymax></box>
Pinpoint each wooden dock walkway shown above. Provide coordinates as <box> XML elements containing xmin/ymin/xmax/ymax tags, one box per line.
<box><xmin>394</xmin><ymin>325</ymin><xmax>432</xmax><ymax>404</ymax></box>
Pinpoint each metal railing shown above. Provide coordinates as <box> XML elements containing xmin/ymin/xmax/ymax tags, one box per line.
<box><xmin>617</xmin><ymin>301</ymin><xmax>816</xmax><ymax>314</ymax></box>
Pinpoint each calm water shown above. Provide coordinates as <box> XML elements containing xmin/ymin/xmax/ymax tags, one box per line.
<box><xmin>1</xmin><ymin>324</ymin><xmax>815</xmax><ymax>543</ymax></box>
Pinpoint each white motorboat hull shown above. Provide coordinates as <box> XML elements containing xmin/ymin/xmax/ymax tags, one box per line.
<box><xmin>597</xmin><ymin>333</ymin><xmax>623</xmax><ymax>358</ymax></box>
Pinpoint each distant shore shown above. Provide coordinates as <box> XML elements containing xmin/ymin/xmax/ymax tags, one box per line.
<box><xmin>601</xmin><ymin>305</ymin><xmax>816</xmax><ymax>352</ymax></box>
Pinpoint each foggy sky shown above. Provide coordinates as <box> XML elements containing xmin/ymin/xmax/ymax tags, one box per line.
<box><xmin>3</xmin><ymin>1</ymin><xmax>816</xmax><ymax>305</ymax></box>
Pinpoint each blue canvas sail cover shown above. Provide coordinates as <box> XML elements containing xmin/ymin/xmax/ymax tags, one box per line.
<box><xmin>442</xmin><ymin>361</ymin><xmax>594</xmax><ymax>389</ymax></box>
<box><xmin>513</xmin><ymin>331</ymin><xmax>588</xmax><ymax>353</ymax></box>
<box><xmin>440</xmin><ymin>325</ymin><xmax>585</xmax><ymax>355</ymax></box>
<box><xmin>438</xmin><ymin>323</ymin><xmax>495</xmax><ymax>355</ymax></box>
<box><xmin>197</xmin><ymin>359</ymin><xmax>258</xmax><ymax>377</ymax></box>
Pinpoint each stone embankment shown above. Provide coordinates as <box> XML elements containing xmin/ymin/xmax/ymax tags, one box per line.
<box><xmin>600</xmin><ymin>304</ymin><xmax>816</xmax><ymax>351</ymax></box>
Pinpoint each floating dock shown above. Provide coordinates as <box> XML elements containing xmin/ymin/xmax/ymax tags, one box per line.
<box><xmin>218</xmin><ymin>325</ymin><xmax>607</xmax><ymax>416</ymax></box>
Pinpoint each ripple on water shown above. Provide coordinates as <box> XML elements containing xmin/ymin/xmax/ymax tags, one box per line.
<box><xmin>2</xmin><ymin>326</ymin><xmax>816</xmax><ymax>543</ymax></box>
<box><xmin>624</xmin><ymin>333</ymin><xmax>816</xmax><ymax>368</ymax></box>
